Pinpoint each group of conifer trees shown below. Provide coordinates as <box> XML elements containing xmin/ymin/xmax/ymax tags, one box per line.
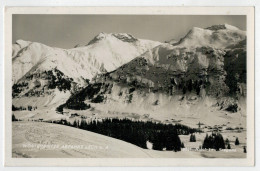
<box><xmin>202</xmin><ymin>132</ymin><xmax>243</xmax><ymax>151</ymax></box>
<box><xmin>201</xmin><ymin>132</ymin><xmax>243</xmax><ymax>151</ymax></box>
<box><xmin>12</xmin><ymin>105</ymin><xmax>37</xmax><ymax>111</ymax></box>
<box><xmin>202</xmin><ymin>133</ymin><xmax>226</xmax><ymax>151</ymax></box>
<box><xmin>53</xmin><ymin>118</ymin><xmax>199</xmax><ymax>151</ymax></box>
<box><xmin>47</xmin><ymin>69</ymin><xmax>72</xmax><ymax>91</ymax></box>
<box><xmin>177</xmin><ymin>79</ymin><xmax>209</xmax><ymax>95</ymax></box>
<box><xmin>57</xmin><ymin>83</ymin><xmax>104</xmax><ymax>111</ymax></box>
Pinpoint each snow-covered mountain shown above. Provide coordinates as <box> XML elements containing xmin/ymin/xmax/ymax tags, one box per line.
<box><xmin>62</xmin><ymin>24</ymin><xmax>246</xmax><ymax>120</ymax></box>
<box><xmin>12</xmin><ymin>23</ymin><xmax>247</xmax><ymax>121</ymax></box>
<box><xmin>175</xmin><ymin>24</ymin><xmax>246</xmax><ymax>49</ymax></box>
<box><xmin>87</xmin><ymin>24</ymin><xmax>246</xmax><ymax>95</ymax></box>
<box><xmin>12</xmin><ymin>33</ymin><xmax>161</xmax><ymax>85</ymax></box>
<box><xmin>12</xmin><ymin>33</ymin><xmax>161</xmax><ymax>108</ymax></box>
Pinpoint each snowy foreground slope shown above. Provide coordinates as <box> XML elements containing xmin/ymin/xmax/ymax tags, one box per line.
<box><xmin>12</xmin><ymin>122</ymin><xmax>246</xmax><ymax>158</ymax></box>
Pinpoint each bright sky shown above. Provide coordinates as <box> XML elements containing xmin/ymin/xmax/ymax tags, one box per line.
<box><xmin>13</xmin><ymin>15</ymin><xmax>246</xmax><ymax>49</ymax></box>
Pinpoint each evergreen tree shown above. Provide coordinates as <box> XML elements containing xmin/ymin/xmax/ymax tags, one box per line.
<box><xmin>73</xmin><ymin>120</ymin><xmax>78</xmax><ymax>128</ymax></box>
<box><xmin>56</xmin><ymin>104</ymin><xmax>64</xmax><ymax>114</ymax></box>
<box><xmin>12</xmin><ymin>105</ymin><xmax>18</xmax><ymax>111</ymax></box>
<box><xmin>127</xmin><ymin>94</ymin><xmax>133</xmax><ymax>103</ymax></box>
<box><xmin>202</xmin><ymin>133</ymin><xmax>209</xmax><ymax>149</ymax></box>
<box><xmin>214</xmin><ymin>133</ymin><xmax>225</xmax><ymax>151</ymax></box>
<box><xmin>235</xmin><ymin>137</ymin><xmax>240</xmax><ymax>145</ymax></box>
<box><xmin>243</xmin><ymin>146</ymin><xmax>247</xmax><ymax>153</ymax></box>
<box><xmin>202</xmin><ymin>133</ymin><xmax>225</xmax><ymax>151</ymax></box>
<box><xmin>28</xmin><ymin>105</ymin><xmax>32</xmax><ymax>111</ymax></box>
<box><xmin>227</xmin><ymin>143</ymin><xmax>231</xmax><ymax>149</ymax></box>
<box><xmin>190</xmin><ymin>134</ymin><xmax>196</xmax><ymax>142</ymax></box>
<box><xmin>225</xmin><ymin>138</ymin><xmax>229</xmax><ymax>145</ymax></box>
<box><xmin>187</xmin><ymin>79</ymin><xmax>193</xmax><ymax>92</ymax></box>
<box><xmin>182</xmin><ymin>86</ymin><xmax>187</xmax><ymax>94</ymax></box>
<box><xmin>12</xmin><ymin>114</ymin><xmax>18</xmax><ymax>121</ymax></box>
<box><xmin>196</xmin><ymin>86</ymin><xmax>200</xmax><ymax>95</ymax></box>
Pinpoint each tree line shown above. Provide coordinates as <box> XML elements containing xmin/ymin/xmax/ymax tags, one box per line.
<box><xmin>12</xmin><ymin>105</ymin><xmax>37</xmax><ymax>111</ymax></box>
<box><xmin>53</xmin><ymin>118</ymin><xmax>199</xmax><ymax>151</ymax></box>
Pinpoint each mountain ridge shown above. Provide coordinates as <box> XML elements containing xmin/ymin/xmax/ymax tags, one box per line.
<box><xmin>12</xmin><ymin>24</ymin><xmax>247</xmax><ymax>116</ymax></box>
<box><xmin>172</xmin><ymin>24</ymin><xmax>246</xmax><ymax>48</ymax></box>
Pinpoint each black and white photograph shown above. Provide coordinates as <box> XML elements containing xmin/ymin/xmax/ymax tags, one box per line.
<box><xmin>4</xmin><ymin>6</ymin><xmax>255</xmax><ymax>166</ymax></box>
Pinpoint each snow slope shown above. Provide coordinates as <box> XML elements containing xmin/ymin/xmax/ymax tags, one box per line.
<box><xmin>12</xmin><ymin>121</ymin><xmax>197</xmax><ymax>158</ymax></box>
<box><xmin>12</xmin><ymin>121</ymin><xmax>151</xmax><ymax>158</ymax></box>
<box><xmin>12</xmin><ymin>121</ymin><xmax>246</xmax><ymax>158</ymax></box>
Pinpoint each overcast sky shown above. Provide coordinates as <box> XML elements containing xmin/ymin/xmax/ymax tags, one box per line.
<box><xmin>13</xmin><ymin>15</ymin><xmax>246</xmax><ymax>49</ymax></box>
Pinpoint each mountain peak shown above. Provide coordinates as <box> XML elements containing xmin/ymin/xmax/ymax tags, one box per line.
<box><xmin>14</xmin><ymin>39</ymin><xmax>31</xmax><ymax>47</ymax></box>
<box><xmin>96</xmin><ymin>32</ymin><xmax>109</xmax><ymax>38</ymax></box>
<box><xmin>112</xmin><ymin>33</ymin><xmax>138</xmax><ymax>42</ymax></box>
<box><xmin>205</xmin><ymin>24</ymin><xmax>240</xmax><ymax>31</ymax></box>
<box><xmin>87</xmin><ymin>32</ymin><xmax>109</xmax><ymax>45</ymax></box>
<box><xmin>87</xmin><ymin>32</ymin><xmax>138</xmax><ymax>45</ymax></box>
<box><xmin>174</xmin><ymin>23</ymin><xmax>246</xmax><ymax>49</ymax></box>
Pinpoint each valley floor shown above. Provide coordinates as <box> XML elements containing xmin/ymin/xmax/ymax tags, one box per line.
<box><xmin>12</xmin><ymin>121</ymin><xmax>246</xmax><ymax>158</ymax></box>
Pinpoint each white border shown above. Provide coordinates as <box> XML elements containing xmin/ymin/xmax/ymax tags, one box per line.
<box><xmin>4</xmin><ymin>6</ymin><xmax>255</xmax><ymax>167</ymax></box>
